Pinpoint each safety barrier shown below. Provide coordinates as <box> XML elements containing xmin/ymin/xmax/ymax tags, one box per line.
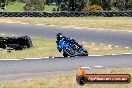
<box><xmin>0</xmin><ymin>11</ymin><xmax>132</xmax><ymax>17</ymax></box>
<box><xmin>0</xmin><ymin>36</ymin><xmax>33</xmax><ymax>50</ymax></box>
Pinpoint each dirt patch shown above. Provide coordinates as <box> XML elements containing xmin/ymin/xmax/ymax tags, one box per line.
<box><xmin>0</xmin><ymin>18</ymin><xmax>22</xmax><ymax>23</ymax></box>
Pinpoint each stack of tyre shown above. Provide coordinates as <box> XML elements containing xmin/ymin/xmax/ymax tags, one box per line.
<box><xmin>0</xmin><ymin>36</ymin><xmax>33</xmax><ymax>50</ymax></box>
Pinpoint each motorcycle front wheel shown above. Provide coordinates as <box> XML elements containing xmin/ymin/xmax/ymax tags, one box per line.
<box><xmin>77</xmin><ymin>48</ymin><xmax>88</xmax><ymax>56</ymax></box>
<box><xmin>82</xmin><ymin>50</ymin><xmax>88</xmax><ymax>56</ymax></box>
<box><xmin>63</xmin><ymin>45</ymin><xmax>75</xmax><ymax>57</ymax></box>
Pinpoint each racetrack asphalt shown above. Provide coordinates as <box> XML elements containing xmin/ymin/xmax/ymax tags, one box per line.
<box><xmin>0</xmin><ymin>23</ymin><xmax>132</xmax><ymax>47</ymax></box>
<box><xmin>0</xmin><ymin>23</ymin><xmax>132</xmax><ymax>81</ymax></box>
<box><xmin>0</xmin><ymin>54</ymin><xmax>132</xmax><ymax>81</ymax></box>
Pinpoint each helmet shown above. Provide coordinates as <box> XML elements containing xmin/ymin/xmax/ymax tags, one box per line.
<box><xmin>56</xmin><ymin>33</ymin><xmax>63</xmax><ymax>40</ymax></box>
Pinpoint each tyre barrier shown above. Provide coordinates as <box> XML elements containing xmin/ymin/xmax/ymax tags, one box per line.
<box><xmin>0</xmin><ymin>36</ymin><xmax>33</xmax><ymax>50</ymax></box>
<box><xmin>0</xmin><ymin>11</ymin><xmax>132</xmax><ymax>17</ymax></box>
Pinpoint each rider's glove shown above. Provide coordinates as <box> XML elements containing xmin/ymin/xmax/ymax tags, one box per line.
<box><xmin>59</xmin><ymin>49</ymin><xmax>62</xmax><ymax>52</ymax></box>
<box><xmin>57</xmin><ymin>46</ymin><xmax>62</xmax><ymax>52</ymax></box>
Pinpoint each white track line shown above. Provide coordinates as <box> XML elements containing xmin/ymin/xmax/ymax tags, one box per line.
<box><xmin>21</xmin><ymin>23</ymin><xmax>29</xmax><ymax>25</ymax></box>
<box><xmin>44</xmin><ymin>57</ymin><xmax>50</xmax><ymax>58</ymax></box>
<box><xmin>108</xmin><ymin>45</ymin><xmax>112</xmax><ymax>47</ymax></box>
<box><xmin>125</xmin><ymin>47</ymin><xmax>129</xmax><ymax>49</ymax></box>
<box><xmin>89</xmin><ymin>53</ymin><xmax>132</xmax><ymax>57</ymax></box>
<box><xmin>73</xmin><ymin>27</ymin><xmax>83</xmax><ymax>29</ymax></box>
<box><xmin>94</xmin><ymin>66</ymin><xmax>103</xmax><ymax>68</ymax></box>
<box><xmin>89</xmin><ymin>55</ymin><xmax>104</xmax><ymax>56</ymax></box>
<box><xmin>26</xmin><ymin>56</ymin><xmax>55</xmax><ymax>59</ymax></box>
<box><xmin>100</xmin><ymin>44</ymin><xmax>104</xmax><ymax>46</ymax></box>
<box><xmin>49</xmin><ymin>25</ymin><xmax>57</xmax><ymax>27</ymax></box>
<box><xmin>61</xmin><ymin>26</ymin><xmax>73</xmax><ymax>29</ymax></box>
<box><xmin>25</xmin><ymin>57</ymin><xmax>51</xmax><ymax>59</ymax></box>
<box><xmin>82</xmin><ymin>42</ymin><xmax>86</xmax><ymax>44</ymax></box>
<box><xmin>91</xmin><ymin>43</ymin><xmax>95</xmax><ymax>45</ymax></box>
<box><xmin>111</xmin><ymin>54</ymin><xmax>117</xmax><ymax>55</ymax></box>
<box><xmin>112</xmin><ymin>53</ymin><xmax>132</xmax><ymax>55</ymax></box>
<box><xmin>81</xmin><ymin>67</ymin><xmax>92</xmax><ymax>70</ymax></box>
<box><xmin>123</xmin><ymin>53</ymin><xmax>132</xmax><ymax>54</ymax></box>
<box><xmin>113</xmin><ymin>30</ymin><xmax>117</xmax><ymax>32</ymax></box>
<box><xmin>36</xmin><ymin>24</ymin><xmax>44</xmax><ymax>25</ymax></box>
<box><xmin>0</xmin><ymin>52</ymin><xmax>132</xmax><ymax>61</ymax></box>
<box><xmin>0</xmin><ymin>59</ymin><xmax>20</xmax><ymax>61</ymax></box>
<box><xmin>115</xmin><ymin>46</ymin><xmax>119</xmax><ymax>48</ymax></box>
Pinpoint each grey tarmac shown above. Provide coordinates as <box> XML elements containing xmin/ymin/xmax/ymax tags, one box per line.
<box><xmin>0</xmin><ymin>23</ymin><xmax>132</xmax><ymax>81</ymax></box>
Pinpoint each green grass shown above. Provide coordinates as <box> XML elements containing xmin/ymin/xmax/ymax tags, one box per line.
<box><xmin>0</xmin><ymin>2</ymin><xmax>25</xmax><ymax>12</ymax></box>
<box><xmin>0</xmin><ymin>37</ymin><xmax>61</xmax><ymax>59</ymax></box>
<box><xmin>0</xmin><ymin>34</ymin><xmax>132</xmax><ymax>59</ymax></box>
<box><xmin>45</xmin><ymin>5</ymin><xmax>58</xmax><ymax>12</ymax></box>
<box><xmin>5</xmin><ymin>17</ymin><xmax>132</xmax><ymax>32</ymax></box>
<box><xmin>0</xmin><ymin>2</ymin><xmax>57</xmax><ymax>12</ymax></box>
<box><xmin>0</xmin><ymin>68</ymin><xmax>131</xmax><ymax>88</ymax></box>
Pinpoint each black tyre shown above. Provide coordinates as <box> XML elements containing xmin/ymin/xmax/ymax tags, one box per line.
<box><xmin>82</xmin><ymin>50</ymin><xmax>88</xmax><ymax>56</ymax></box>
<box><xmin>77</xmin><ymin>49</ymin><xmax>88</xmax><ymax>56</ymax></box>
<box><xmin>23</xmin><ymin>36</ymin><xmax>33</xmax><ymax>48</ymax></box>
<box><xmin>76</xmin><ymin>76</ymin><xmax>87</xmax><ymax>85</ymax></box>
<box><xmin>0</xmin><ymin>36</ymin><xmax>33</xmax><ymax>50</ymax></box>
<box><xmin>63</xmin><ymin>52</ymin><xmax>68</xmax><ymax>57</ymax></box>
<box><xmin>2</xmin><ymin>44</ymin><xmax>6</xmax><ymax>49</ymax></box>
<box><xmin>63</xmin><ymin>45</ymin><xmax>75</xmax><ymax>57</ymax></box>
<box><xmin>14</xmin><ymin>45</ymin><xmax>23</xmax><ymax>50</ymax></box>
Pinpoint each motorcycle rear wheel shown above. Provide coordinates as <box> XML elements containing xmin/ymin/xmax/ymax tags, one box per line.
<box><xmin>63</xmin><ymin>52</ymin><xmax>68</xmax><ymax>57</ymax></box>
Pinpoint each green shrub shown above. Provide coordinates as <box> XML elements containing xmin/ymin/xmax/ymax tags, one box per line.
<box><xmin>23</xmin><ymin>0</ymin><xmax>45</xmax><ymax>11</ymax></box>
<box><xmin>84</xmin><ymin>5</ymin><xmax>103</xmax><ymax>12</ymax></box>
<box><xmin>60</xmin><ymin>3</ymin><xmax>68</xmax><ymax>11</ymax></box>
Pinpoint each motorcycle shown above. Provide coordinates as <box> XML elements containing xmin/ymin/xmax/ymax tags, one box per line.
<box><xmin>56</xmin><ymin>39</ymin><xmax>88</xmax><ymax>57</ymax></box>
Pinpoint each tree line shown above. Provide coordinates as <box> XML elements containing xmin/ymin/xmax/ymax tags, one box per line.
<box><xmin>57</xmin><ymin>0</ymin><xmax>132</xmax><ymax>11</ymax></box>
<box><xmin>0</xmin><ymin>0</ymin><xmax>132</xmax><ymax>11</ymax></box>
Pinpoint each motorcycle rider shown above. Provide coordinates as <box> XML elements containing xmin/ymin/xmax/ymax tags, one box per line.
<box><xmin>56</xmin><ymin>33</ymin><xmax>82</xmax><ymax>52</ymax></box>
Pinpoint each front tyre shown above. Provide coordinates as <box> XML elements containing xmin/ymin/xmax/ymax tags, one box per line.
<box><xmin>63</xmin><ymin>45</ymin><xmax>75</xmax><ymax>57</ymax></box>
<box><xmin>82</xmin><ymin>50</ymin><xmax>88</xmax><ymax>56</ymax></box>
<box><xmin>78</xmin><ymin>48</ymin><xmax>88</xmax><ymax>56</ymax></box>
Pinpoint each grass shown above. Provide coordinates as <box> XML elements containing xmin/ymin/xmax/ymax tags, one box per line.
<box><xmin>0</xmin><ymin>37</ymin><xmax>61</xmax><ymax>59</ymax></box>
<box><xmin>0</xmin><ymin>2</ymin><xmax>57</xmax><ymax>12</ymax></box>
<box><xmin>44</xmin><ymin>5</ymin><xmax>58</xmax><ymax>12</ymax></box>
<box><xmin>0</xmin><ymin>68</ymin><xmax>131</xmax><ymax>88</ymax></box>
<box><xmin>4</xmin><ymin>17</ymin><xmax>132</xmax><ymax>32</ymax></box>
<box><xmin>0</xmin><ymin>2</ymin><xmax>25</xmax><ymax>12</ymax></box>
<box><xmin>0</xmin><ymin>34</ymin><xmax>132</xmax><ymax>59</ymax></box>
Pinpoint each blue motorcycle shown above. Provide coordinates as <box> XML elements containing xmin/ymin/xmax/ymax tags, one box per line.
<box><xmin>56</xmin><ymin>38</ymin><xmax>88</xmax><ymax>57</ymax></box>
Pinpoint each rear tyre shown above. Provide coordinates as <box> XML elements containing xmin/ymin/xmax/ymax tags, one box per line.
<box><xmin>63</xmin><ymin>52</ymin><xmax>68</xmax><ymax>57</ymax></box>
